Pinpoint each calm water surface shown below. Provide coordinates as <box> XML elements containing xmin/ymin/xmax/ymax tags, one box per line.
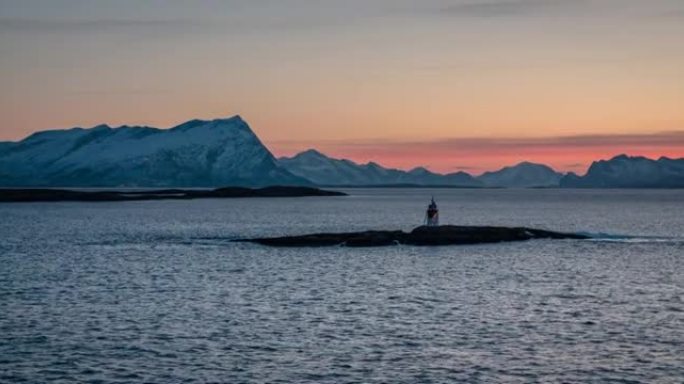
<box><xmin>1</xmin><ymin>189</ymin><xmax>683</xmax><ymax>383</ymax></box>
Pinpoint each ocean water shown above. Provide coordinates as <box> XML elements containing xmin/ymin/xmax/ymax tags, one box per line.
<box><xmin>1</xmin><ymin>188</ymin><xmax>683</xmax><ymax>383</ymax></box>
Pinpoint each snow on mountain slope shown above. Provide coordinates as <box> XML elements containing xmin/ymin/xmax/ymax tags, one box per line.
<box><xmin>278</xmin><ymin>150</ymin><xmax>375</xmax><ymax>185</ymax></box>
<box><xmin>477</xmin><ymin>162</ymin><xmax>563</xmax><ymax>188</ymax></box>
<box><xmin>560</xmin><ymin>155</ymin><xmax>684</xmax><ymax>188</ymax></box>
<box><xmin>0</xmin><ymin>116</ymin><xmax>309</xmax><ymax>187</ymax></box>
<box><xmin>279</xmin><ymin>149</ymin><xmax>482</xmax><ymax>186</ymax></box>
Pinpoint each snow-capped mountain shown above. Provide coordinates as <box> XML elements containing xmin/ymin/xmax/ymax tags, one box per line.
<box><xmin>0</xmin><ymin>116</ymin><xmax>309</xmax><ymax>187</ymax></box>
<box><xmin>477</xmin><ymin>161</ymin><xmax>564</xmax><ymax>188</ymax></box>
<box><xmin>560</xmin><ymin>154</ymin><xmax>684</xmax><ymax>188</ymax></box>
<box><xmin>278</xmin><ymin>149</ymin><xmax>481</xmax><ymax>186</ymax></box>
<box><xmin>4</xmin><ymin>117</ymin><xmax>681</xmax><ymax>190</ymax></box>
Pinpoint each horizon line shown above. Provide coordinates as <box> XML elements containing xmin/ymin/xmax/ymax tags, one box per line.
<box><xmin>268</xmin><ymin>130</ymin><xmax>684</xmax><ymax>174</ymax></box>
<box><xmin>2</xmin><ymin>119</ymin><xmax>682</xmax><ymax>175</ymax></box>
<box><xmin>278</xmin><ymin>149</ymin><xmax>682</xmax><ymax>177</ymax></box>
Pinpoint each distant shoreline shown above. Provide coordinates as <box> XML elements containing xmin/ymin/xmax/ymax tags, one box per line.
<box><xmin>316</xmin><ymin>184</ymin><xmax>684</xmax><ymax>189</ymax></box>
<box><xmin>0</xmin><ymin>186</ymin><xmax>346</xmax><ymax>203</ymax></box>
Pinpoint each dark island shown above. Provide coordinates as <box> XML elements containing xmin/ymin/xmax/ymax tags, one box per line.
<box><xmin>0</xmin><ymin>186</ymin><xmax>346</xmax><ymax>202</ymax></box>
<box><xmin>237</xmin><ymin>225</ymin><xmax>589</xmax><ymax>247</ymax></box>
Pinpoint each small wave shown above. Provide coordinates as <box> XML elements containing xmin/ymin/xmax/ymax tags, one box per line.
<box><xmin>578</xmin><ymin>232</ymin><xmax>684</xmax><ymax>244</ymax></box>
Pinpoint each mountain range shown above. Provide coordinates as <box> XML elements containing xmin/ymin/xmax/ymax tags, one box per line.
<box><xmin>278</xmin><ymin>150</ymin><xmax>571</xmax><ymax>188</ymax></box>
<box><xmin>476</xmin><ymin>162</ymin><xmax>563</xmax><ymax>188</ymax></box>
<box><xmin>560</xmin><ymin>155</ymin><xmax>684</xmax><ymax>188</ymax></box>
<box><xmin>1</xmin><ymin>115</ymin><xmax>682</xmax><ymax>188</ymax></box>
<box><xmin>279</xmin><ymin>149</ymin><xmax>481</xmax><ymax>187</ymax></box>
<box><xmin>0</xmin><ymin>116</ymin><xmax>307</xmax><ymax>187</ymax></box>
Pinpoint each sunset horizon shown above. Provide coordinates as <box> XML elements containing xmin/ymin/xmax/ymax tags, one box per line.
<box><xmin>3</xmin><ymin>113</ymin><xmax>682</xmax><ymax>175</ymax></box>
<box><xmin>2</xmin><ymin>0</ymin><xmax>683</xmax><ymax>175</ymax></box>
<box><xmin>3</xmin><ymin>2</ymin><xmax>684</xmax><ymax>382</ymax></box>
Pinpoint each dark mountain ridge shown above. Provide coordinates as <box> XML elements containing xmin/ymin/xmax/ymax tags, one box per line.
<box><xmin>2</xmin><ymin>116</ymin><xmax>681</xmax><ymax>188</ymax></box>
<box><xmin>279</xmin><ymin>149</ymin><xmax>482</xmax><ymax>187</ymax></box>
<box><xmin>560</xmin><ymin>154</ymin><xmax>684</xmax><ymax>188</ymax></box>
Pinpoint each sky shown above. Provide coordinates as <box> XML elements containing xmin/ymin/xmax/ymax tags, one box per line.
<box><xmin>1</xmin><ymin>0</ymin><xmax>683</xmax><ymax>174</ymax></box>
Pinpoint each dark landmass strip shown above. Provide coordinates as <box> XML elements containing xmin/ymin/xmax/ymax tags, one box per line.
<box><xmin>0</xmin><ymin>186</ymin><xmax>346</xmax><ymax>202</ymax></box>
<box><xmin>237</xmin><ymin>225</ymin><xmax>589</xmax><ymax>247</ymax></box>
<box><xmin>319</xmin><ymin>184</ymin><xmax>486</xmax><ymax>189</ymax></box>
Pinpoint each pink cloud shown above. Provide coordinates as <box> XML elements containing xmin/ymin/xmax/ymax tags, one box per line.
<box><xmin>268</xmin><ymin>131</ymin><xmax>684</xmax><ymax>174</ymax></box>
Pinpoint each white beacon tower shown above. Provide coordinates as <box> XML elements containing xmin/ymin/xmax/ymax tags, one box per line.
<box><xmin>425</xmin><ymin>197</ymin><xmax>439</xmax><ymax>227</ymax></box>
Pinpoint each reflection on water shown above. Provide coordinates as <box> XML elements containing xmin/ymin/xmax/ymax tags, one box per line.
<box><xmin>1</xmin><ymin>189</ymin><xmax>683</xmax><ymax>383</ymax></box>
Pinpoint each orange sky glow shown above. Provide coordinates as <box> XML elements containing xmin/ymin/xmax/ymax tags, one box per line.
<box><xmin>1</xmin><ymin>1</ymin><xmax>683</xmax><ymax>174</ymax></box>
<box><xmin>269</xmin><ymin>132</ymin><xmax>684</xmax><ymax>174</ymax></box>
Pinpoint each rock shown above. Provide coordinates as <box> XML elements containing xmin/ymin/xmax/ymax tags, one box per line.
<box><xmin>246</xmin><ymin>230</ymin><xmax>405</xmax><ymax>247</ymax></box>
<box><xmin>406</xmin><ymin>225</ymin><xmax>532</xmax><ymax>245</ymax></box>
<box><xmin>238</xmin><ymin>225</ymin><xmax>588</xmax><ymax>247</ymax></box>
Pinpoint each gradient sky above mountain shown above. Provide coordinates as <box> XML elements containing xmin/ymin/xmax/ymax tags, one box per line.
<box><xmin>1</xmin><ymin>0</ymin><xmax>683</xmax><ymax>173</ymax></box>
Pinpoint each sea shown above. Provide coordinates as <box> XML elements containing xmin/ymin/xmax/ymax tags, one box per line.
<box><xmin>1</xmin><ymin>188</ymin><xmax>682</xmax><ymax>383</ymax></box>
